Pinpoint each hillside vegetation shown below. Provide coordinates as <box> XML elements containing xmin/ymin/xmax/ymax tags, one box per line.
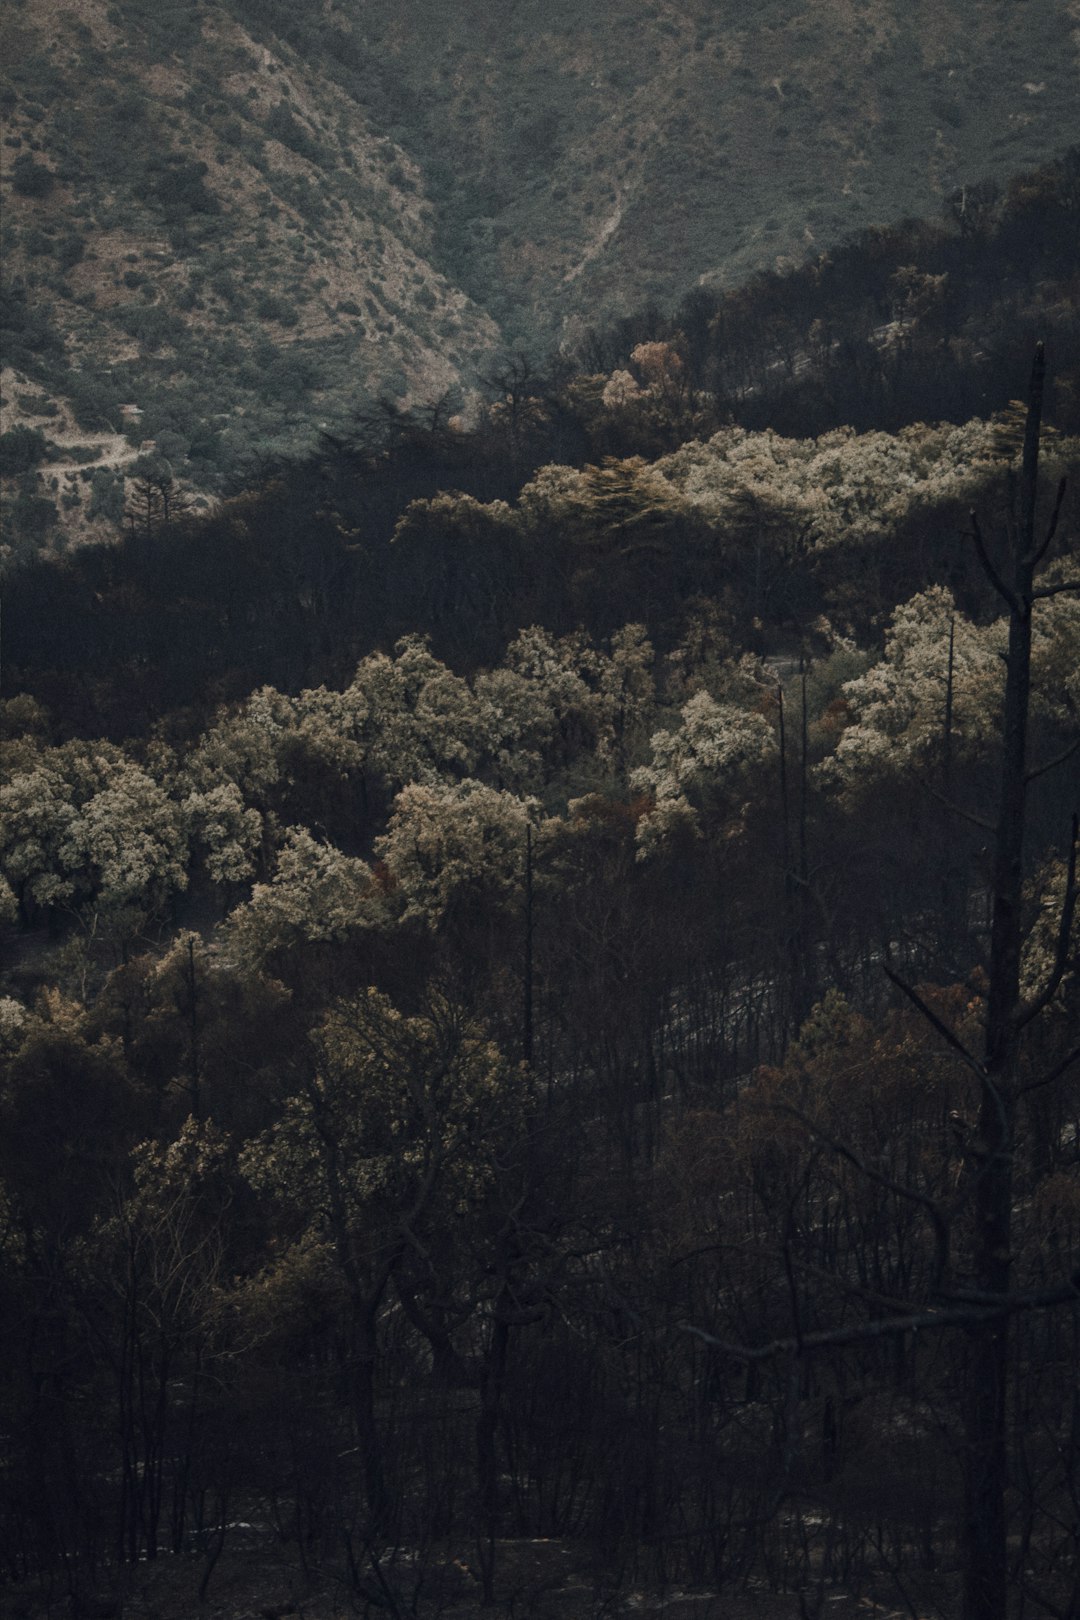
<box><xmin>2</xmin><ymin>10</ymin><xmax>1079</xmax><ymax>1615</ymax></box>
<box><xmin>0</xmin><ymin>0</ymin><xmax>500</xmax><ymax>538</ymax></box>
<box><xmin>3</xmin><ymin>355</ymin><xmax>1078</xmax><ymax>1618</ymax></box>
<box><xmin>1</xmin><ymin>0</ymin><xmax>1078</xmax><ymax>547</ymax></box>
<box><xmin>344</xmin><ymin>0</ymin><xmax>1080</xmax><ymax>335</ymax></box>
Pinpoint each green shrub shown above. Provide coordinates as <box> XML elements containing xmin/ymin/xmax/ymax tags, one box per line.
<box><xmin>147</xmin><ymin>154</ymin><xmax>220</xmax><ymax>220</ymax></box>
<box><xmin>7</xmin><ymin>487</ymin><xmax>57</xmax><ymax>541</ymax></box>
<box><xmin>11</xmin><ymin>153</ymin><xmax>53</xmax><ymax>197</ymax></box>
<box><xmin>0</xmin><ymin>425</ymin><xmax>48</xmax><ymax>475</ymax></box>
<box><xmin>15</xmin><ymin>392</ymin><xmax>57</xmax><ymax>417</ymax></box>
<box><xmin>187</xmin><ymin>422</ymin><xmax>223</xmax><ymax>465</ymax></box>
<box><xmin>56</xmin><ymin>232</ymin><xmax>85</xmax><ymax>272</ymax></box>
<box><xmin>265</xmin><ymin>102</ymin><xmax>325</xmax><ymax>164</ymax></box>
<box><xmin>67</xmin><ymin>375</ymin><xmax>121</xmax><ymax>432</ymax></box>
<box><xmin>115</xmin><ymin>302</ymin><xmax>182</xmax><ymax>349</ymax></box>
<box><xmin>255</xmin><ymin>291</ymin><xmax>300</xmax><ymax>326</ymax></box>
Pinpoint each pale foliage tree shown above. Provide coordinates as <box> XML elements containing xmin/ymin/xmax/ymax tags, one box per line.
<box><xmin>347</xmin><ymin>637</ymin><xmax>482</xmax><ymax>788</ymax></box>
<box><xmin>383</xmin><ymin>420</ymin><xmax>1076</xmax><ymax>590</ymax></box>
<box><xmin>1</xmin><ymin>743</ymin><xmax>187</xmax><ymax>934</ymax></box>
<box><xmin>1020</xmin><ymin>856</ymin><xmax>1079</xmax><ymax>1009</ymax></box>
<box><xmin>470</xmin><ymin>664</ymin><xmax>558</xmax><ymax>791</ymax></box>
<box><xmin>820</xmin><ymin>575</ymin><xmax>1078</xmax><ymax>795</ymax></box>
<box><xmin>186</xmin><ymin>688</ymin><xmax>293</xmax><ymax>805</ymax></box>
<box><xmin>500</xmin><ymin>625</ymin><xmax>609</xmax><ymax>766</ymax></box>
<box><xmin>0</xmin><ymin>995</ymin><xmax>29</xmax><ymax>1056</ymax></box>
<box><xmin>1028</xmin><ymin>569</ymin><xmax>1080</xmax><ymax>730</ymax></box>
<box><xmin>227</xmin><ymin>827</ymin><xmax>382</xmax><ymax>968</ymax></box>
<box><xmin>1</xmin><ymin>761</ymin><xmax>79</xmax><ymax>911</ymax></box>
<box><xmin>601</xmin><ymin>369</ymin><xmax>642</xmax><ymax>408</ymax></box>
<box><xmin>822</xmin><ymin>587</ymin><xmax>1007</xmax><ymax>787</ymax></box>
<box><xmin>182</xmin><ymin>783</ymin><xmax>264</xmax><ymax>886</ymax></box>
<box><xmin>180</xmin><ymin>689</ymin><xmax>293</xmax><ymax>865</ymax></box>
<box><xmin>57</xmin><ymin>763</ymin><xmax>188</xmax><ymax>932</ymax></box>
<box><xmin>631</xmin><ymin>689</ymin><xmax>777</xmax><ymax>855</ymax></box>
<box><xmin>657</xmin><ymin>419</ymin><xmax>1079</xmax><ymax>554</ymax></box>
<box><xmin>375</xmin><ymin>780</ymin><xmax>537</xmax><ymax>928</ymax></box>
<box><xmin>517</xmin><ymin>455</ymin><xmax>692</xmax><ymax>546</ymax></box>
<box><xmin>630</xmin><ymin>340</ymin><xmax>685</xmax><ymax>391</ymax></box>
<box><xmin>0</xmin><ymin>877</ymin><xmax>17</xmax><ymax>927</ymax></box>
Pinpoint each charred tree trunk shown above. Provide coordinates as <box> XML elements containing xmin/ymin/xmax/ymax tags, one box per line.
<box><xmin>523</xmin><ymin>823</ymin><xmax>534</xmax><ymax>1066</ymax></box>
<box><xmin>962</xmin><ymin>342</ymin><xmax>1073</xmax><ymax>1620</ymax></box>
<box><xmin>475</xmin><ymin>1311</ymin><xmax>509</xmax><ymax>1607</ymax></box>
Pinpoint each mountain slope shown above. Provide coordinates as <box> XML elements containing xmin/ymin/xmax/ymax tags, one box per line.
<box><xmin>0</xmin><ymin>0</ymin><xmax>500</xmax><ymax>547</ymax></box>
<box><xmin>350</xmin><ymin>0</ymin><xmax>1080</xmax><ymax>340</ymax></box>
<box><xmin>1</xmin><ymin>0</ymin><xmax>1078</xmax><ymax>551</ymax></box>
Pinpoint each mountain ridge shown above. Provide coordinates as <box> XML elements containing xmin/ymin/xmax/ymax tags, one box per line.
<box><xmin>1</xmin><ymin>0</ymin><xmax>1078</xmax><ymax>550</ymax></box>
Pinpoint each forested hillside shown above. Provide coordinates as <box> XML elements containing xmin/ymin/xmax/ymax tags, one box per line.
<box><xmin>3</xmin><ymin>319</ymin><xmax>1079</xmax><ymax>1616</ymax></box>
<box><xmin>2</xmin><ymin>9</ymin><xmax>1080</xmax><ymax>1612</ymax></box>
<box><xmin>2</xmin><ymin>0</ymin><xmax>1078</xmax><ymax>550</ymax></box>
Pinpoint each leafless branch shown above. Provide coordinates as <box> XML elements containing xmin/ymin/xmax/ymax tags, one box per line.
<box><xmin>1032</xmin><ymin>474</ymin><xmax>1068</xmax><ymax>566</ymax></box>
<box><xmin>782</xmin><ymin>1236</ymin><xmax>804</xmax><ymax>1356</ymax></box>
<box><xmin>883</xmin><ymin>961</ymin><xmax>984</xmax><ymax>1078</ymax></box>
<box><xmin>1025</xmin><ymin>737</ymin><xmax>1080</xmax><ymax>786</ymax></box>
<box><xmin>774</xmin><ymin>1102</ymin><xmax>951</xmax><ymax>1289</ymax></box>
<box><xmin>1017</xmin><ymin>1044</ymin><xmax>1080</xmax><ymax>1097</ymax></box>
<box><xmin>1032</xmin><ymin>580</ymin><xmax>1080</xmax><ymax>600</ymax></box>
<box><xmin>1018</xmin><ymin>1575</ymin><xmax>1073</xmax><ymax>1620</ymax></box>
<box><xmin>916</xmin><ymin>776</ymin><xmax>995</xmax><ymax>831</ymax></box>
<box><xmin>679</xmin><ymin>1276</ymin><xmax>1080</xmax><ymax>1362</ymax></box>
<box><xmin>970</xmin><ymin>510</ymin><xmax>1021</xmax><ymax>614</ymax></box>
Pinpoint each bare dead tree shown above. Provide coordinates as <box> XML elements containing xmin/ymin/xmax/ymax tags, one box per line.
<box><xmin>682</xmin><ymin>345</ymin><xmax>1079</xmax><ymax>1620</ymax></box>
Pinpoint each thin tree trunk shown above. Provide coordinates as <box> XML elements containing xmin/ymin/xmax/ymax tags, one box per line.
<box><xmin>475</xmin><ymin>1309</ymin><xmax>509</xmax><ymax>1607</ymax></box>
<box><xmin>523</xmin><ymin>824</ymin><xmax>534</xmax><ymax>1065</ymax></box>
<box><xmin>962</xmin><ymin>342</ymin><xmax>1043</xmax><ymax>1620</ymax></box>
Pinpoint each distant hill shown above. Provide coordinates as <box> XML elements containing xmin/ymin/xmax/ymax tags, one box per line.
<box><xmin>1</xmin><ymin>0</ymin><xmax>1078</xmax><ymax>548</ymax></box>
<box><xmin>0</xmin><ymin>0</ymin><xmax>501</xmax><ymax>549</ymax></box>
<box><xmin>347</xmin><ymin>0</ymin><xmax>1080</xmax><ymax>341</ymax></box>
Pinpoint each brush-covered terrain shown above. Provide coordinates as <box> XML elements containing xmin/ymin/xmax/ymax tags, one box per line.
<box><xmin>2</xmin><ymin>7</ymin><xmax>1080</xmax><ymax>1618</ymax></box>
<box><xmin>3</xmin><ymin>318</ymin><xmax>1079</xmax><ymax>1620</ymax></box>
<box><xmin>1</xmin><ymin>0</ymin><xmax>1078</xmax><ymax>548</ymax></box>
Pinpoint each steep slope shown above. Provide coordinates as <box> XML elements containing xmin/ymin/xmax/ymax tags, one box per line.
<box><xmin>351</xmin><ymin>0</ymin><xmax>1080</xmax><ymax>340</ymax></box>
<box><xmin>1</xmin><ymin>0</ymin><xmax>1078</xmax><ymax>554</ymax></box>
<box><xmin>0</xmin><ymin>0</ymin><xmax>499</xmax><ymax>550</ymax></box>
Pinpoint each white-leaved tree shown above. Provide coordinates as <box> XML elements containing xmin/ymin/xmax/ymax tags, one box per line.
<box><xmin>1</xmin><ymin>761</ymin><xmax>79</xmax><ymax>917</ymax></box>
<box><xmin>227</xmin><ymin>827</ymin><xmax>383</xmax><ymax>976</ymax></box>
<box><xmin>822</xmin><ymin>586</ymin><xmax>1006</xmax><ymax>788</ymax></box>
<box><xmin>1</xmin><ymin>742</ymin><xmax>187</xmax><ymax>942</ymax></box>
<box><xmin>347</xmin><ymin>636</ymin><xmax>482</xmax><ymax>790</ymax></box>
<box><xmin>821</xmin><ymin>576</ymin><xmax>1079</xmax><ymax>794</ymax></box>
<box><xmin>631</xmin><ymin>689</ymin><xmax>777</xmax><ymax>856</ymax></box>
<box><xmin>182</xmin><ymin>782</ymin><xmax>264</xmax><ymax>888</ymax></box>
<box><xmin>375</xmin><ymin>780</ymin><xmax>537</xmax><ymax>930</ymax></box>
<box><xmin>57</xmin><ymin>763</ymin><xmax>188</xmax><ymax>937</ymax></box>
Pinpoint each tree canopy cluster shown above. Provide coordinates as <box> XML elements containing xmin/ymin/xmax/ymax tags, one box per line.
<box><xmin>2</xmin><ymin>219</ymin><xmax>1079</xmax><ymax>1619</ymax></box>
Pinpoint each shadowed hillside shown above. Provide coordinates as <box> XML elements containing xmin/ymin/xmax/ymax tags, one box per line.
<box><xmin>1</xmin><ymin>0</ymin><xmax>1077</xmax><ymax>547</ymax></box>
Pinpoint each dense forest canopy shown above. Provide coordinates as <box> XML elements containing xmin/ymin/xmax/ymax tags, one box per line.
<box><xmin>2</xmin><ymin>134</ymin><xmax>1080</xmax><ymax>1620</ymax></box>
